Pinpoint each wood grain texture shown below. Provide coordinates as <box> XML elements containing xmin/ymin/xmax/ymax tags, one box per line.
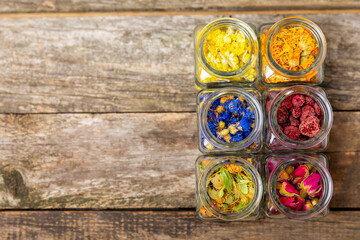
<box><xmin>0</xmin><ymin>13</ymin><xmax>359</xmax><ymax>113</ymax></box>
<box><xmin>0</xmin><ymin>210</ymin><xmax>359</xmax><ymax>240</ymax></box>
<box><xmin>0</xmin><ymin>112</ymin><xmax>358</xmax><ymax>209</ymax></box>
<box><xmin>0</xmin><ymin>1</ymin><xmax>359</xmax><ymax>13</ymax></box>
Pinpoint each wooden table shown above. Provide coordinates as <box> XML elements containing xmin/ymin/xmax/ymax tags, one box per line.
<box><xmin>0</xmin><ymin>1</ymin><xmax>359</xmax><ymax>239</ymax></box>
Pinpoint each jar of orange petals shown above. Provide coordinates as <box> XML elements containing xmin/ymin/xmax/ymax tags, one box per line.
<box><xmin>259</xmin><ymin>17</ymin><xmax>327</xmax><ymax>86</ymax></box>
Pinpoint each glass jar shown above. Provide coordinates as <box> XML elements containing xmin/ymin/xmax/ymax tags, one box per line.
<box><xmin>197</xmin><ymin>87</ymin><xmax>263</xmax><ymax>153</ymax></box>
<box><xmin>196</xmin><ymin>155</ymin><xmax>263</xmax><ymax>221</ymax></box>
<box><xmin>264</xmin><ymin>85</ymin><xmax>333</xmax><ymax>151</ymax></box>
<box><xmin>259</xmin><ymin>17</ymin><xmax>326</xmax><ymax>86</ymax></box>
<box><xmin>264</xmin><ymin>153</ymin><xmax>333</xmax><ymax>219</ymax></box>
<box><xmin>194</xmin><ymin>18</ymin><xmax>258</xmax><ymax>89</ymax></box>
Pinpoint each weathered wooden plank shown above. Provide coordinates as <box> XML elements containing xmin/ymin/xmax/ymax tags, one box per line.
<box><xmin>0</xmin><ymin>13</ymin><xmax>358</xmax><ymax>113</ymax></box>
<box><xmin>0</xmin><ymin>210</ymin><xmax>359</xmax><ymax>240</ymax></box>
<box><xmin>0</xmin><ymin>1</ymin><xmax>359</xmax><ymax>13</ymax></box>
<box><xmin>0</xmin><ymin>112</ymin><xmax>358</xmax><ymax>209</ymax></box>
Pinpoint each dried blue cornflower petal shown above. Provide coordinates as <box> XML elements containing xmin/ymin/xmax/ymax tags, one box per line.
<box><xmin>218</xmin><ymin>111</ymin><xmax>232</xmax><ymax>124</ymax></box>
<box><xmin>208</xmin><ymin>120</ymin><xmax>218</xmax><ymax>135</ymax></box>
<box><xmin>212</xmin><ymin>98</ymin><xmax>221</xmax><ymax>109</ymax></box>
<box><xmin>230</xmin><ymin>131</ymin><xmax>244</xmax><ymax>142</ymax></box>
<box><xmin>244</xmin><ymin>107</ymin><xmax>255</xmax><ymax>119</ymax></box>
<box><xmin>240</xmin><ymin>117</ymin><xmax>252</xmax><ymax>132</ymax></box>
<box><xmin>207</xmin><ymin>108</ymin><xmax>215</xmax><ymax>120</ymax></box>
<box><xmin>227</xmin><ymin>98</ymin><xmax>242</xmax><ymax>115</ymax></box>
<box><xmin>229</xmin><ymin>118</ymin><xmax>238</xmax><ymax>125</ymax></box>
<box><xmin>243</xmin><ymin>131</ymin><xmax>251</xmax><ymax>138</ymax></box>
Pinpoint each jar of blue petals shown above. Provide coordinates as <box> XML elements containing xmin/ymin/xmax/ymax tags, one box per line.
<box><xmin>197</xmin><ymin>87</ymin><xmax>264</xmax><ymax>153</ymax></box>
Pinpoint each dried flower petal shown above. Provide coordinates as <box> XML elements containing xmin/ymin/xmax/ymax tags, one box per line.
<box><xmin>279</xmin><ymin>196</ymin><xmax>304</xmax><ymax>211</ymax></box>
<box><xmin>295</xmin><ymin>196</ymin><xmax>305</xmax><ymax>211</ymax></box>
<box><xmin>292</xmin><ymin>165</ymin><xmax>310</xmax><ymax>178</ymax></box>
<box><xmin>292</xmin><ymin>177</ymin><xmax>304</xmax><ymax>186</ymax></box>
<box><xmin>218</xmin><ymin>121</ymin><xmax>225</xmax><ymax>130</ymax></box>
<box><xmin>279</xmin><ymin>181</ymin><xmax>299</xmax><ymax>197</ymax></box>
<box><xmin>277</xmin><ymin>169</ymin><xmax>291</xmax><ymax>182</ymax></box>
<box><xmin>285</xmin><ymin>165</ymin><xmax>295</xmax><ymax>174</ymax></box>
<box><xmin>303</xmin><ymin>200</ymin><xmax>313</xmax><ymax>211</ymax></box>
<box><xmin>300</xmin><ymin>173</ymin><xmax>322</xmax><ymax>197</ymax></box>
<box><xmin>299</xmin><ymin>189</ymin><xmax>307</xmax><ymax>199</ymax></box>
<box><xmin>279</xmin><ymin>196</ymin><xmax>297</xmax><ymax>208</ymax></box>
<box><xmin>228</xmin><ymin>124</ymin><xmax>238</xmax><ymax>135</ymax></box>
<box><xmin>311</xmin><ymin>197</ymin><xmax>319</xmax><ymax>206</ymax></box>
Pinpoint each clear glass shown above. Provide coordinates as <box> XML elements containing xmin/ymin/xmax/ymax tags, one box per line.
<box><xmin>259</xmin><ymin>17</ymin><xmax>327</xmax><ymax>86</ymax></box>
<box><xmin>264</xmin><ymin>85</ymin><xmax>333</xmax><ymax>151</ymax></box>
<box><xmin>195</xmin><ymin>155</ymin><xmax>263</xmax><ymax>221</ymax></box>
<box><xmin>194</xmin><ymin>18</ymin><xmax>258</xmax><ymax>90</ymax></box>
<box><xmin>264</xmin><ymin>153</ymin><xmax>333</xmax><ymax>219</ymax></box>
<box><xmin>197</xmin><ymin>87</ymin><xmax>264</xmax><ymax>153</ymax></box>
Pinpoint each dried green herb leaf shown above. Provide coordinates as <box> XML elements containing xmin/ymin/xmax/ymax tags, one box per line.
<box><xmin>220</xmin><ymin>170</ymin><xmax>232</xmax><ymax>194</ymax></box>
<box><xmin>224</xmin><ymin>195</ymin><xmax>233</xmax><ymax>204</ymax></box>
<box><xmin>208</xmin><ymin>188</ymin><xmax>220</xmax><ymax>200</ymax></box>
<box><xmin>239</xmin><ymin>183</ymin><xmax>248</xmax><ymax>195</ymax></box>
<box><xmin>219</xmin><ymin>187</ymin><xmax>224</xmax><ymax>198</ymax></box>
<box><xmin>232</xmin><ymin>186</ymin><xmax>242</xmax><ymax>199</ymax></box>
<box><xmin>221</xmin><ymin>204</ymin><xmax>229</xmax><ymax>209</ymax></box>
<box><xmin>210</xmin><ymin>173</ymin><xmax>224</xmax><ymax>190</ymax></box>
<box><xmin>233</xmin><ymin>201</ymin><xmax>248</xmax><ymax>211</ymax></box>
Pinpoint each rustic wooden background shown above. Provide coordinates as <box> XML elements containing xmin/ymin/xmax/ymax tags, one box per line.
<box><xmin>0</xmin><ymin>1</ymin><xmax>359</xmax><ymax>239</ymax></box>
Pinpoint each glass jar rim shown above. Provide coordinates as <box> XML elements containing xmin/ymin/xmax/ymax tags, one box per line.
<box><xmin>265</xmin><ymin>16</ymin><xmax>327</xmax><ymax>77</ymax></box>
<box><xmin>200</xmin><ymin>87</ymin><xmax>263</xmax><ymax>151</ymax></box>
<box><xmin>269</xmin><ymin>85</ymin><xmax>333</xmax><ymax>149</ymax></box>
<box><xmin>199</xmin><ymin>157</ymin><xmax>263</xmax><ymax>220</ymax></box>
<box><xmin>197</xmin><ymin>18</ymin><xmax>258</xmax><ymax>78</ymax></box>
<box><xmin>268</xmin><ymin>155</ymin><xmax>333</xmax><ymax>219</ymax></box>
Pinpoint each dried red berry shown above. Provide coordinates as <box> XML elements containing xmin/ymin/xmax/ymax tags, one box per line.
<box><xmin>313</xmin><ymin>103</ymin><xmax>322</xmax><ymax>116</ymax></box>
<box><xmin>292</xmin><ymin>108</ymin><xmax>302</xmax><ymax>118</ymax></box>
<box><xmin>299</xmin><ymin>116</ymin><xmax>321</xmax><ymax>137</ymax></box>
<box><xmin>305</xmin><ymin>96</ymin><xmax>315</xmax><ymax>106</ymax></box>
<box><xmin>284</xmin><ymin>126</ymin><xmax>300</xmax><ymax>140</ymax></box>
<box><xmin>292</xmin><ymin>95</ymin><xmax>305</xmax><ymax>108</ymax></box>
<box><xmin>289</xmin><ymin>116</ymin><xmax>300</xmax><ymax>126</ymax></box>
<box><xmin>280</xmin><ymin>96</ymin><xmax>293</xmax><ymax>109</ymax></box>
<box><xmin>277</xmin><ymin>106</ymin><xmax>289</xmax><ymax>124</ymax></box>
<box><xmin>300</xmin><ymin>105</ymin><xmax>315</xmax><ymax>121</ymax></box>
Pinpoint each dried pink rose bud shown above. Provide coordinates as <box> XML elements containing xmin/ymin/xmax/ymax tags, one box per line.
<box><xmin>279</xmin><ymin>181</ymin><xmax>299</xmax><ymax>197</ymax></box>
<box><xmin>292</xmin><ymin>165</ymin><xmax>310</xmax><ymax>178</ymax></box>
<box><xmin>292</xmin><ymin>177</ymin><xmax>304</xmax><ymax>186</ymax></box>
<box><xmin>279</xmin><ymin>196</ymin><xmax>304</xmax><ymax>211</ymax></box>
<box><xmin>294</xmin><ymin>196</ymin><xmax>305</xmax><ymax>211</ymax></box>
<box><xmin>300</xmin><ymin>173</ymin><xmax>322</xmax><ymax>197</ymax></box>
<box><xmin>285</xmin><ymin>165</ymin><xmax>294</xmax><ymax>174</ymax></box>
<box><xmin>277</xmin><ymin>169</ymin><xmax>291</xmax><ymax>182</ymax></box>
<box><xmin>279</xmin><ymin>196</ymin><xmax>297</xmax><ymax>208</ymax></box>
<box><xmin>303</xmin><ymin>200</ymin><xmax>313</xmax><ymax>211</ymax></box>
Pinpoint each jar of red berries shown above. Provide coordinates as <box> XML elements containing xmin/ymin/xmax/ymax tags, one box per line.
<box><xmin>264</xmin><ymin>153</ymin><xmax>333</xmax><ymax>219</ymax></box>
<box><xmin>264</xmin><ymin>85</ymin><xmax>333</xmax><ymax>151</ymax></box>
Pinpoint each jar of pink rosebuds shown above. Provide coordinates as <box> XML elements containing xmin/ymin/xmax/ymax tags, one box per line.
<box><xmin>264</xmin><ymin>154</ymin><xmax>333</xmax><ymax>219</ymax></box>
<box><xmin>264</xmin><ymin>85</ymin><xmax>333</xmax><ymax>152</ymax></box>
